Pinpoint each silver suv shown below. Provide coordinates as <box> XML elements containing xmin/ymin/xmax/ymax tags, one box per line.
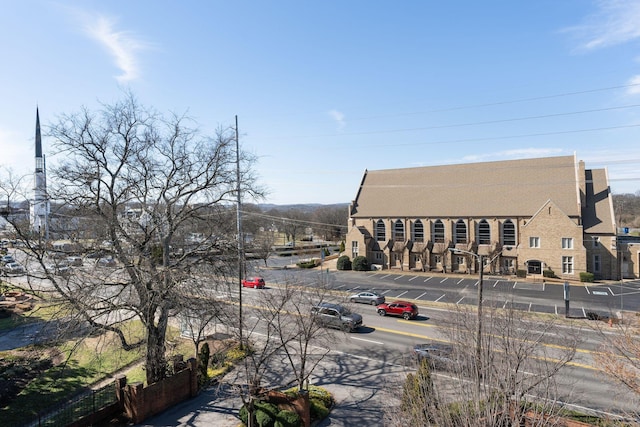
<box><xmin>311</xmin><ymin>302</ymin><xmax>363</xmax><ymax>332</ymax></box>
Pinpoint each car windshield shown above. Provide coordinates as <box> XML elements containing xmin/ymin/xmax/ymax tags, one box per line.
<box><xmin>338</xmin><ymin>307</ymin><xmax>351</xmax><ymax>315</ymax></box>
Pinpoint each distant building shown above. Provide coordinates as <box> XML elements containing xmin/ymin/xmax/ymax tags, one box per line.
<box><xmin>346</xmin><ymin>155</ymin><xmax>624</xmax><ymax>281</ymax></box>
<box><xmin>30</xmin><ymin>108</ymin><xmax>49</xmax><ymax>237</ymax></box>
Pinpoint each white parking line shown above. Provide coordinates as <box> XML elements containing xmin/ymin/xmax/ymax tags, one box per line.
<box><xmin>440</xmin><ymin>278</ymin><xmax>448</xmax><ymax>283</ymax></box>
<box><xmin>423</xmin><ymin>277</ymin><xmax>433</xmax><ymax>282</ymax></box>
<box><xmin>584</xmin><ymin>286</ymin><xmax>590</xmax><ymax>294</ymax></box>
<box><xmin>528</xmin><ymin>302</ymin><xmax>532</xmax><ymax>312</ymax></box>
<box><xmin>396</xmin><ymin>291</ymin><xmax>408</xmax><ymax>298</ymax></box>
<box><xmin>408</xmin><ymin>276</ymin><xmax>418</xmax><ymax>282</ymax></box>
<box><xmin>513</xmin><ymin>281</ymin><xmax>518</xmax><ymax>288</ymax></box>
<box><xmin>456</xmin><ymin>279</ymin><xmax>464</xmax><ymax>285</ymax></box>
<box><xmin>351</xmin><ymin>336</ymin><xmax>384</xmax><ymax>345</ymax></box>
<box><xmin>380</xmin><ymin>274</ymin><xmax>392</xmax><ymax>280</ymax></box>
<box><xmin>492</xmin><ymin>281</ymin><xmax>499</xmax><ymax>287</ymax></box>
<box><xmin>435</xmin><ymin>294</ymin><xmax>445</xmax><ymax>302</ymax></box>
<box><xmin>607</xmin><ymin>287</ymin><xmax>613</xmax><ymax>295</ymax></box>
<box><xmin>456</xmin><ymin>297</ymin><xmax>464</xmax><ymax>304</ymax></box>
<box><xmin>416</xmin><ymin>292</ymin><xmax>426</xmax><ymax>300</ymax></box>
<box><xmin>582</xmin><ymin>307</ymin><xmax>586</xmax><ymax>317</ymax></box>
<box><xmin>335</xmin><ymin>284</ymin><xmax>345</xmax><ymax>289</ymax></box>
<box><xmin>381</xmin><ymin>289</ymin><xmax>391</xmax><ymax>295</ymax></box>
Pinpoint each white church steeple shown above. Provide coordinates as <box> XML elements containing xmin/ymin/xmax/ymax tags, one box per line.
<box><xmin>30</xmin><ymin>108</ymin><xmax>49</xmax><ymax>237</ymax></box>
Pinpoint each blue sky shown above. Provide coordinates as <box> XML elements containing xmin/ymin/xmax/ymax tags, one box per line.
<box><xmin>2</xmin><ymin>1</ymin><xmax>640</xmax><ymax>205</ymax></box>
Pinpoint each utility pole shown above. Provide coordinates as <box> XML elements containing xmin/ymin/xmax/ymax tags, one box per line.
<box><xmin>235</xmin><ymin>115</ymin><xmax>244</xmax><ymax>348</ymax></box>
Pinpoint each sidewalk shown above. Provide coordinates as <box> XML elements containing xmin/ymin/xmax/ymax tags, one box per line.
<box><xmin>138</xmin><ymin>349</ymin><xmax>405</xmax><ymax>426</ymax></box>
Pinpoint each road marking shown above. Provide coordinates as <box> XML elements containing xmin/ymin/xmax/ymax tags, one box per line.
<box><xmin>592</xmin><ymin>291</ymin><xmax>608</xmax><ymax>296</ymax></box>
<box><xmin>396</xmin><ymin>291</ymin><xmax>408</xmax><ymax>298</ymax></box>
<box><xmin>435</xmin><ymin>294</ymin><xmax>445</xmax><ymax>302</ymax></box>
<box><xmin>423</xmin><ymin>277</ymin><xmax>433</xmax><ymax>282</ymax></box>
<box><xmin>456</xmin><ymin>297</ymin><xmax>464</xmax><ymax>304</ymax></box>
<box><xmin>528</xmin><ymin>302</ymin><xmax>532</xmax><ymax>312</ymax></box>
<box><xmin>408</xmin><ymin>276</ymin><xmax>418</xmax><ymax>282</ymax></box>
<box><xmin>440</xmin><ymin>278</ymin><xmax>448</xmax><ymax>283</ymax></box>
<box><xmin>456</xmin><ymin>279</ymin><xmax>464</xmax><ymax>285</ymax></box>
<box><xmin>584</xmin><ymin>286</ymin><xmax>590</xmax><ymax>294</ymax></box>
<box><xmin>416</xmin><ymin>292</ymin><xmax>426</xmax><ymax>300</ymax></box>
<box><xmin>492</xmin><ymin>281</ymin><xmax>499</xmax><ymax>287</ymax></box>
<box><xmin>607</xmin><ymin>287</ymin><xmax>613</xmax><ymax>295</ymax></box>
<box><xmin>351</xmin><ymin>336</ymin><xmax>384</xmax><ymax>345</ymax></box>
<box><xmin>380</xmin><ymin>274</ymin><xmax>392</xmax><ymax>280</ymax></box>
<box><xmin>394</xmin><ymin>275</ymin><xmax>405</xmax><ymax>281</ymax></box>
<box><xmin>381</xmin><ymin>289</ymin><xmax>391</xmax><ymax>295</ymax></box>
<box><xmin>335</xmin><ymin>284</ymin><xmax>345</xmax><ymax>289</ymax></box>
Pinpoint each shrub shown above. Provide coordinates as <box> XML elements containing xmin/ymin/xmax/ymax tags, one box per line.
<box><xmin>339</xmin><ymin>241</ymin><xmax>345</xmax><ymax>253</ymax></box>
<box><xmin>516</xmin><ymin>269</ymin><xmax>527</xmax><ymax>278</ymax></box>
<box><xmin>310</xmin><ymin>399</ymin><xmax>330</xmax><ymax>420</ymax></box>
<box><xmin>543</xmin><ymin>268</ymin><xmax>556</xmax><ymax>278</ymax></box>
<box><xmin>275</xmin><ymin>409</ymin><xmax>301</xmax><ymax>427</ymax></box>
<box><xmin>336</xmin><ymin>255</ymin><xmax>352</xmax><ymax>270</ymax></box>
<box><xmin>296</xmin><ymin>259</ymin><xmax>317</xmax><ymax>269</ymax></box>
<box><xmin>308</xmin><ymin>385</ymin><xmax>334</xmax><ymax>408</ymax></box>
<box><xmin>239</xmin><ymin>401</ymin><xmax>279</xmax><ymax>427</ymax></box>
<box><xmin>580</xmin><ymin>272</ymin><xmax>594</xmax><ymax>282</ymax></box>
<box><xmin>352</xmin><ymin>256</ymin><xmax>369</xmax><ymax>271</ymax></box>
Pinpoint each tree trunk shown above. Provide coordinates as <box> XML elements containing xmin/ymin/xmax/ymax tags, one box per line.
<box><xmin>145</xmin><ymin>308</ymin><xmax>169</xmax><ymax>384</ymax></box>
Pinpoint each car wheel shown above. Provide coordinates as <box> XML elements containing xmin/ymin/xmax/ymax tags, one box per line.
<box><xmin>377</xmin><ymin>309</ymin><xmax>386</xmax><ymax>316</ymax></box>
<box><xmin>402</xmin><ymin>312</ymin><xmax>411</xmax><ymax>320</ymax></box>
<box><xmin>350</xmin><ymin>298</ymin><xmax>356</xmax><ymax>303</ymax></box>
<box><xmin>370</xmin><ymin>300</ymin><xmax>378</xmax><ymax>305</ymax></box>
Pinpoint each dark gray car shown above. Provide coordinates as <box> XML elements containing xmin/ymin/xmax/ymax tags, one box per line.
<box><xmin>349</xmin><ymin>291</ymin><xmax>385</xmax><ymax>305</ymax></box>
<box><xmin>311</xmin><ymin>302</ymin><xmax>363</xmax><ymax>332</ymax></box>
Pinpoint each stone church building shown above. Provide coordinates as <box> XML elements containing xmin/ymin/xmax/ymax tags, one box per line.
<box><xmin>345</xmin><ymin>155</ymin><xmax>625</xmax><ymax>281</ymax></box>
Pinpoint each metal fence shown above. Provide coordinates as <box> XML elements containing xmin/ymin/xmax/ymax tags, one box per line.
<box><xmin>25</xmin><ymin>381</ymin><xmax>118</xmax><ymax>427</ymax></box>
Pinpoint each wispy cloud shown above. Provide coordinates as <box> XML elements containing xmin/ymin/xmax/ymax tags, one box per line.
<box><xmin>565</xmin><ymin>0</ymin><xmax>640</xmax><ymax>50</ymax></box>
<box><xmin>81</xmin><ymin>13</ymin><xmax>149</xmax><ymax>83</ymax></box>
<box><xmin>328</xmin><ymin>110</ymin><xmax>346</xmax><ymax>131</ymax></box>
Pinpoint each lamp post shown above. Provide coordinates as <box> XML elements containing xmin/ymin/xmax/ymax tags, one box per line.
<box><xmin>449</xmin><ymin>247</ymin><xmax>505</xmax><ymax>395</ymax></box>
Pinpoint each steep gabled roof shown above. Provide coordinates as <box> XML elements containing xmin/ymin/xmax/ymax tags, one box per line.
<box><xmin>350</xmin><ymin>156</ymin><xmax>581</xmax><ymax>218</ymax></box>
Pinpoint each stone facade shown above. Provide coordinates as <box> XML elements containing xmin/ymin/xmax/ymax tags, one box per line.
<box><xmin>346</xmin><ymin>155</ymin><xmax>621</xmax><ymax>281</ymax></box>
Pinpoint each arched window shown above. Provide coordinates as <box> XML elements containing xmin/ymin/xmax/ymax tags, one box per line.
<box><xmin>393</xmin><ymin>219</ymin><xmax>405</xmax><ymax>242</ymax></box>
<box><xmin>433</xmin><ymin>220</ymin><xmax>445</xmax><ymax>243</ymax></box>
<box><xmin>503</xmin><ymin>219</ymin><xmax>516</xmax><ymax>246</ymax></box>
<box><xmin>455</xmin><ymin>219</ymin><xmax>467</xmax><ymax>244</ymax></box>
<box><xmin>478</xmin><ymin>219</ymin><xmax>490</xmax><ymax>244</ymax></box>
<box><xmin>413</xmin><ymin>220</ymin><xmax>424</xmax><ymax>242</ymax></box>
<box><xmin>375</xmin><ymin>220</ymin><xmax>386</xmax><ymax>241</ymax></box>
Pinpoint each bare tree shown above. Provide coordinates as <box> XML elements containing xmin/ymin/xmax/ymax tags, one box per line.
<box><xmin>311</xmin><ymin>205</ymin><xmax>347</xmax><ymax>241</ymax></box>
<box><xmin>593</xmin><ymin>316</ymin><xmax>640</xmax><ymax>419</ymax></box>
<box><xmin>390</xmin><ymin>304</ymin><xmax>578</xmax><ymax>426</ymax></box>
<box><xmin>251</xmin><ymin>231</ymin><xmax>276</xmax><ymax>267</ymax></box>
<box><xmin>231</xmin><ymin>274</ymin><xmax>336</xmax><ymax>427</ymax></box>
<box><xmin>2</xmin><ymin>93</ymin><xmax>263</xmax><ymax>385</ymax></box>
<box><xmin>280</xmin><ymin>209</ymin><xmax>308</xmax><ymax>246</ymax></box>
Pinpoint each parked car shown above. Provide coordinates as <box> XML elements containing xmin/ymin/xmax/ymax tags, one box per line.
<box><xmin>311</xmin><ymin>302</ymin><xmax>363</xmax><ymax>332</ymax></box>
<box><xmin>376</xmin><ymin>300</ymin><xmax>419</xmax><ymax>320</ymax></box>
<box><xmin>1</xmin><ymin>254</ymin><xmax>15</xmax><ymax>264</ymax></box>
<box><xmin>3</xmin><ymin>262</ymin><xmax>25</xmax><ymax>275</ymax></box>
<box><xmin>349</xmin><ymin>291</ymin><xmax>385</xmax><ymax>305</ymax></box>
<box><xmin>241</xmin><ymin>276</ymin><xmax>265</xmax><ymax>289</ymax></box>
<box><xmin>45</xmin><ymin>263</ymin><xmax>71</xmax><ymax>276</ymax></box>
<box><xmin>96</xmin><ymin>257</ymin><xmax>117</xmax><ymax>267</ymax></box>
<box><xmin>67</xmin><ymin>256</ymin><xmax>83</xmax><ymax>266</ymax></box>
<box><xmin>412</xmin><ymin>342</ymin><xmax>456</xmax><ymax>370</ymax></box>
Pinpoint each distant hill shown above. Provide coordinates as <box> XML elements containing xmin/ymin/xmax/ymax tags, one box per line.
<box><xmin>257</xmin><ymin>203</ymin><xmax>349</xmax><ymax>213</ymax></box>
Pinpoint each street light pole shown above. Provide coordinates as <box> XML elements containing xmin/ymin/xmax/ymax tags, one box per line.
<box><xmin>449</xmin><ymin>247</ymin><xmax>505</xmax><ymax>396</ymax></box>
<box><xmin>476</xmin><ymin>254</ymin><xmax>484</xmax><ymax>395</ymax></box>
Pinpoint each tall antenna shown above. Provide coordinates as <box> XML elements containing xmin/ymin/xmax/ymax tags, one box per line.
<box><xmin>235</xmin><ymin>115</ymin><xmax>244</xmax><ymax>348</ymax></box>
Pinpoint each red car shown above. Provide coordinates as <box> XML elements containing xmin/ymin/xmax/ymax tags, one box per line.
<box><xmin>376</xmin><ymin>300</ymin><xmax>419</xmax><ymax>320</ymax></box>
<box><xmin>242</xmin><ymin>276</ymin><xmax>266</xmax><ymax>289</ymax></box>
